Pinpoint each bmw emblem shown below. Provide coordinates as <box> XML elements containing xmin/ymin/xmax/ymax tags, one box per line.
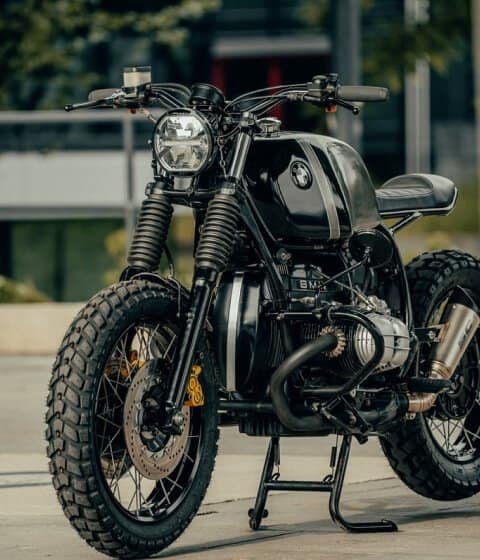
<box><xmin>291</xmin><ymin>161</ymin><xmax>312</xmax><ymax>189</ymax></box>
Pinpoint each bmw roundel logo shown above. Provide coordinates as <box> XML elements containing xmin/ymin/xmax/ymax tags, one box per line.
<box><xmin>290</xmin><ymin>161</ymin><xmax>312</xmax><ymax>189</ymax></box>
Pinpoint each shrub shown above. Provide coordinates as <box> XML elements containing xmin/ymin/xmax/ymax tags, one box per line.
<box><xmin>0</xmin><ymin>276</ymin><xmax>49</xmax><ymax>303</ymax></box>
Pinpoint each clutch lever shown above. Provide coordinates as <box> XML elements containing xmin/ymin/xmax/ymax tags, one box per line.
<box><xmin>64</xmin><ymin>99</ymin><xmax>112</xmax><ymax>112</ymax></box>
<box><xmin>64</xmin><ymin>90</ymin><xmax>129</xmax><ymax>112</ymax></box>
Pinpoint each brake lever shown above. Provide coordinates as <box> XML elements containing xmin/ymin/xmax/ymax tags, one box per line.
<box><xmin>301</xmin><ymin>93</ymin><xmax>360</xmax><ymax>115</ymax></box>
<box><xmin>335</xmin><ymin>98</ymin><xmax>360</xmax><ymax>115</ymax></box>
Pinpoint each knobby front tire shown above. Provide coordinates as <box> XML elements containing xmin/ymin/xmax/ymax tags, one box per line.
<box><xmin>46</xmin><ymin>280</ymin><xmax>219</xmax><ymax>558</ymax></box>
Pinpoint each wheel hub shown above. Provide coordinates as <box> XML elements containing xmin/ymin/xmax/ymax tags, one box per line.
<box><xmin>436</xmin><ymin>363</ymin><xmax>479</xmax><ymax>420</ymax></box>
<box><xmin>124</xmin><ymin>361</ymin><xmax>190</xmax><ymax>480</ymax></box>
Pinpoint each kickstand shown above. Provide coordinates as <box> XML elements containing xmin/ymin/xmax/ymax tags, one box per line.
<box><xmin>329</xmin><ymin>435</ymin><xmax>397</xmax><ymax>533</ymax></box>
<box><xmin>248</xmin><ymin>434</ymin><xmax>398</xmax><ymax>533</ymax></box>
<box><xmin>248</xmin><ymin>436</ymin><xmax>278</xmax><ymax>529</ymax></box>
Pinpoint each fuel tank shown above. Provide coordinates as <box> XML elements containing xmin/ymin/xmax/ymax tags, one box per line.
<box><xmin>245</xmin><ymin>132</ymin><xmax>380</xmax><ymax>241</ymax></box>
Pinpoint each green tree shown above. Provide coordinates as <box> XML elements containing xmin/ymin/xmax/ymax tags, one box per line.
<box><xmin>298</xmin><ymin>0</ymin><xmax>470</xmax><ymax>90</ymax></box>
<box><xmin>0</xmin><ymin>0</ymin><xmax>220</xmax><ymax>109</ymax></box>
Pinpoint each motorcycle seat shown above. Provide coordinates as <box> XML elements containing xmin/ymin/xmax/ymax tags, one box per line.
<box><xmin>375</xmin><ymin>173</ymin><xmax>457</xmax><ymax>218</ymax></box>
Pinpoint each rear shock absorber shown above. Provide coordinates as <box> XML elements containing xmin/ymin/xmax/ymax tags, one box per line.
<box><xmin>127</xmin><ymin>190</ymin><xmax>173</xmax><ymax>271</ymax></box>
<box><xmin>195</xmin><ymin>193</ymin><xmax>241</xmax><ymax>272</ymax></box>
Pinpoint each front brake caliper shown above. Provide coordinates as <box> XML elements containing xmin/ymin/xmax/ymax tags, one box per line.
<box><xmin>104</xmin><ymin>350</ymin><xmax>145</xmax><ymax>380</ymax></box>
<box><xmin>184</xmin><ymin>364</ymin><xmax>205</xmax><ymax>407</ymax></box>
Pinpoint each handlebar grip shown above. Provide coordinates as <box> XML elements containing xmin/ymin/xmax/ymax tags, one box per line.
<box><xmin>337</xmin><ymin>85</ymin><xmax>389</xmax><ymax>102</ymax></box>
<box><xmin>87</xmin><ymin>88</ymin><xmax>119</xmax><ymax>102</ymax></box>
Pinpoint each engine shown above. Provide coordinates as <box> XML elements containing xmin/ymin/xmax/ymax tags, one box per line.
<box><xmin>282</xmin><ymin>264</ymin><xmax>411</xmax><ymax>375</ymax></box>
<box><xmin>212</xmin><ymin>262</ymin><xmax>411</xmax><ymax>398</ymax></box>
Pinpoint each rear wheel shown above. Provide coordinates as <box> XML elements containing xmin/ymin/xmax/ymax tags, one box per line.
<box><xmin>46</xmin><ymin>280</ymin><xmax>218</xmax><ymax>558</ymax></box>
<box><xmin>381</xmin><ymin>250</ymin><xmax>480</xmax><ymax>500</ymax></box>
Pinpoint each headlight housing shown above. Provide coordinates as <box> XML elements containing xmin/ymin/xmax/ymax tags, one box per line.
<box><xmin>153</xmin><ymin>109</ymin><xmax>213</xmax><ymax>175</ymax></box>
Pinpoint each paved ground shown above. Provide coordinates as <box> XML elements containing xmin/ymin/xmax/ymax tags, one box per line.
<box><xmin>1</xmin><ymin>356</ymin><xmax>479</xmax><ymax>559</ymax></box>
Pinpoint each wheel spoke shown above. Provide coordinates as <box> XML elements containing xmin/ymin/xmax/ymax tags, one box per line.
<box><xmin>103</xmin><ymin>375</ymin><xmax>124</xmax><ymax>405</ymax></box>
<box><xmin>462</xmin><ymin>425</ymin><xmax>475</xmax><ymax>453</ymax></box>
<box><xmin>463</xmin><ymin>425</ymin><xmax>480</xmax><ymax>442</ymax></box>
<box><xmin>165</xmin><ymin>476</ymin><xmax>183</xmax><ymax>491</ymax></box>
<box><xmin>158</xmin><ymin>479</ymin><xmax>172</xmax><ymax>506</ymax></box>
<box><xmin>101</xmin><ymin>427</ymin><xmax>122</xmax><ymax>456</ymax></box>
<box><xmin>183</xmin><ymin>451</ymin><xmax>195</xmax><ymax>464</ymax></box>
<box><xmin>162</xmin><ymin>333</ymin><xmax>177</xmax><ymax>361</ymax></box>
<box><xmin>96</xmin><ymin>414</ymin><xmax>122</xmax><ymax>430</ymax></box>
<box><xmin>94</xmin><ymin>320</ymin><xmax>200</xmax><ymax>520</ymax></box>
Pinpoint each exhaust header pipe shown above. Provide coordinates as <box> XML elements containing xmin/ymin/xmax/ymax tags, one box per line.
<box><xmin>409</xmin><ymin>287</ymin><xmax>480</xmax><ymax>413</ymax></box>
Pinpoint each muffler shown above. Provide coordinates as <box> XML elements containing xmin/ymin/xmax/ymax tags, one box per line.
<box><xmin>408</xmin><ymin>287</ymin><xmax>480</xmax><ymax>413</ymax></box>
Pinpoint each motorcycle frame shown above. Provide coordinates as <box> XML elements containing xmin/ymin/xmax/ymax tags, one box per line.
<box><xmin>121</xmin><ymin>120</ymin><xmax>415</xmax><ymax>430</ymax></box>
<box><xmin>119</xmin><ymin>129</ymin><xmax>416</xmax><ymax>534</ymax></box>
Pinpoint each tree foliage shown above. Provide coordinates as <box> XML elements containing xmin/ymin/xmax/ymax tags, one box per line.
<box><xmin>0</xmin><ymin>0</ymin><xmax>219</xmax><ymax>109</ymax></box>
<box><xmin>298</xmin><ymin>0</ymin><xmax>470</xmax><ymax>90</ymax></box>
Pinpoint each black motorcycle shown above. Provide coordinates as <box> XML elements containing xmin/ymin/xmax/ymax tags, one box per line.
<box><xmin>47</xmin><ymin>67</ymin><xmax>480</xmax><ymax>558</ymax></box>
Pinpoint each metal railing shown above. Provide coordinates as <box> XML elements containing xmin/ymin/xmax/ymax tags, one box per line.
<box><xmin>0</xmin><ymin>109</ymin><xmax>160</xmax><ymax>241</ymax></box>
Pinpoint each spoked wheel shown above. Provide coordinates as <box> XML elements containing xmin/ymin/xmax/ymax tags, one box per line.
<box><xmin>96</xmin><ymin>320</ymin><xmax>202</xmax><ymax>521</ymax></box>
<box><xmin>46</xmin><ymin>280</ymin><xmax>218</xmax><ymax>558</ymax></box>
<box><xmin>381</xmin><ymin>251</ymin><xmax>480</xmax><ymax>500</ymax></box>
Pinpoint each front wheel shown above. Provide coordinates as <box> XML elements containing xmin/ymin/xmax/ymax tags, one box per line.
<box><xmin>46</xmin><ymin>280</ymin><xmax>219</xmax><ymax>558</ymax></box>
<box><xmin>381</xmin><ymin>251</ymin><xmax>480</xmax><ymax>500</ymax></box>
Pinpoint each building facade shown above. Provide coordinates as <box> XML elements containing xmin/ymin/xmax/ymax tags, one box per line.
<box><xmin>0</xmin><ymin>0</ymin><xmax>475</xmax><ymax>300</ymax></box>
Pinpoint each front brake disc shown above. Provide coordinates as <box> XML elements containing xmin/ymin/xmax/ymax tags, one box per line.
<box><xmin>123</xmin><ymin>362</ymin><xmax>191</xmax><ymax>480</ymax></box>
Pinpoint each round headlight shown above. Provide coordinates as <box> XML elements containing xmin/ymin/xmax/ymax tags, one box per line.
<box><xmin>153</xmin><ymin>109</ymin><xmax>213</xmax><ymax>175</ymax></box>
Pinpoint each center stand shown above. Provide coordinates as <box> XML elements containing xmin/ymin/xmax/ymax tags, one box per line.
<box><xmin>248</xmin><ymin>434</ymin><xmax>398</xmax><ymax>533</ymax></box>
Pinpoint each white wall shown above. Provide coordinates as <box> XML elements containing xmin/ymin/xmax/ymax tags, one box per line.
<box><xmin>0</xmin><ymin>303</ymin><xmax>83</xmax><ymax>355</ymax></box>
<box><xmin>0</xmin><ymin>151</ymin><xmax>152</xmax><ymax>215</ymax></box>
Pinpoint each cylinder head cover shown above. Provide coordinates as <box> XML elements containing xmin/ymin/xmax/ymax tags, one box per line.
<box><xmin>353</xmin><ymin>312</ymin><xmax>410</xmax><ymax>371</ymax></box>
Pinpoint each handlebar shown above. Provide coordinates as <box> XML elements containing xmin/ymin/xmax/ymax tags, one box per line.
<box><xmin>226</xmin><ymin>75</ymin><xmax>390</xmax><ymax>115</ymax></box>
<box><xmin>63</xmin><ymin>74</ymin><xmax>390</xmax><ymax>117</ymax></box>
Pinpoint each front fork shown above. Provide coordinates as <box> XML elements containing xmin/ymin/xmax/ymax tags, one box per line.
<box><xmin>162</xmin><ymin>128</ymin><xmax>253</xmax><ymax>432</ymax></box>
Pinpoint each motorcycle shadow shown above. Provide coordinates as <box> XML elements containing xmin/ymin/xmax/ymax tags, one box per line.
<box><xmin>155</xmin><ymin>482</ymin><xmax>480</xmax><ymax>558</ymax></box>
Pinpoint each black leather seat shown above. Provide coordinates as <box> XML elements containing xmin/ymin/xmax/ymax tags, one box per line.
<box><xmin>375</xmin><ymin>173</ymin><xmax>457</xmax><ymax>218</ymax></box>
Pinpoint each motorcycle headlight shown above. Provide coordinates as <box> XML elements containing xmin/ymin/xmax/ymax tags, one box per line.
<box><xmin>153</xmin><ymin>109</ymin><xmax>213</xmax><ymax>175</ymax></box>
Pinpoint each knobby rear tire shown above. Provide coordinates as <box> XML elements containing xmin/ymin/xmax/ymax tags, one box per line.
<box><xmin>380</xmin><ymin>250</ymin><xmax>480</xmax><ymax>500</ymax></box>
<box><xmin>45</xmin><ymin>280</ymin><xmax>219</xmax><ymax>558</ymax></box>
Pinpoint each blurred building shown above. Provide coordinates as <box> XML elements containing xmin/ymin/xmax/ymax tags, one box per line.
<box><xmin>0</xmin><ymin>0</ymin><xmax>475</xmax><ymax>301</ymax></box>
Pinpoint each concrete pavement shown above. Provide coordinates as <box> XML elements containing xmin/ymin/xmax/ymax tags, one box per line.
<box><xmin>1</xmin><ymin>356</ymin><xmax>479</xmax><ymax>559</ymax></box>
<box><xmin>1</xmin><ymin>475</ymin><xmax>480</xmax><ymax>560</ymax></box>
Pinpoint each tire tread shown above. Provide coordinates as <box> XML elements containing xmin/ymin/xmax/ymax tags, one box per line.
<box><xmin>381</xmin><ymin>250</ymin><xmax>480</xmax><ymax>501</ymax></box>
<box><xmin>46</xmin><ymin>279</ymin><xmax>219</xmax><ymax>558</ymax></box>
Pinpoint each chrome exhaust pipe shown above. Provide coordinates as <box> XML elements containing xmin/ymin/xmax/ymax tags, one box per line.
<box><xmin>408</xmin><ymin>287</ymin><xmax>480</xmax><ymax>413</ymax></box>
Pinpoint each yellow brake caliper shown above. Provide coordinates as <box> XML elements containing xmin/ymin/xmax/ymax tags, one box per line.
<box><xmin>184</xmin><ymin>364</ymin><xmax>205</xmax><ymax>407</ymax></box>
<box><xmin>104</xmin><ymin>350</ymin><xmax>144</xmax><ymax>379</ymax></box>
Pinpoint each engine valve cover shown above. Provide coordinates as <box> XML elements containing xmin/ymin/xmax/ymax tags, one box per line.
<box><xmin>353</xmin><ymin>311</ymin><xmax>410</xmax><ymax>371</ymax></box>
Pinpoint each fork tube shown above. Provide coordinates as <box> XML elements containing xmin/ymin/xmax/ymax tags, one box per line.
<box><xmin>165</xmin><ymin>271</ymin><xmax>216</xmax><ymax>415</ymax></box>
<box><xmin>228</xmin><ymin>131</ymin><xmax>251</xmax><ymax>180</ymax></box>
<box><xmin>163</xmin><ymin>129</ymin><xmax>252</xmax><ymax>428</ymax></box>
